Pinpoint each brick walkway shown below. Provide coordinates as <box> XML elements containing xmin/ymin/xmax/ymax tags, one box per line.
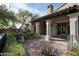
<box><xmin>52</xmin><ymin>40</ymin><xmax>68</xmax><ymax>55</ymax></box>
<box><xmin>23</xmin><ymin>39</ymin><xmax>68</xmax><ymax>56</ymax></box>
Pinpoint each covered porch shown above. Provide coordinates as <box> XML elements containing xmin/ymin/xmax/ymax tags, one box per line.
<box><xmin>34</xmin><ymin>13</ymin><xmax>79</xmax><ymax>42</ymax></box>
<box><xmin>34</xmin><ymin>15</ymin><xmax>70</xmax><ymax>40</ymax></box>
<box><xmin>31</xmin><ymin>14</ymin><xmax>79</xmax><ymax>41</ymax></box>
<box><xmin>30</xmin><ymin>5</ymin><xmax>79</xmax><ymax>47</ymax></box>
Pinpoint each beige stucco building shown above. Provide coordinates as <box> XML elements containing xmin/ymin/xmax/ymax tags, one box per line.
<box><xmin>29</xmin><ymin>3</ymin><xmax>79</xmax><ymax>46</ymax></box>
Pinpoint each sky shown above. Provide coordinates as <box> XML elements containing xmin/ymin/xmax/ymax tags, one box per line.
<box><xmin>27</xmin><ymin>3</ymin><xmax>63</xmax><ymax>16</ymax></box>
<box><xmin>3</xmin><ymin>3</ymin><xmax>64</xmax><ymax>16</ymax></box>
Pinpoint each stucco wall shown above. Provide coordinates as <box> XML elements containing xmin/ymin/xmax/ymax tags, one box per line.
<box><xmin>52</xmin><ymin>24</ymin><xmax>57</xmax><ymax>36</ymax></box>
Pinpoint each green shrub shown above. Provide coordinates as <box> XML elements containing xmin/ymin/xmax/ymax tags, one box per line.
<box><xmin>23</xmin><ymin>30</ymin><xmax>38</xmax><ymax>40</ymax></box>
<box><xmin>2</xmin><ymin>32</ymin><xmax>25</xmax><ymax>56</ymax></box>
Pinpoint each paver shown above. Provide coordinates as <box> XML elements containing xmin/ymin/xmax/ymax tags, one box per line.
<box><xmin>23</xmin><ymin>39</ymin><xmax>68</xmax><ymax>56</ymax></box>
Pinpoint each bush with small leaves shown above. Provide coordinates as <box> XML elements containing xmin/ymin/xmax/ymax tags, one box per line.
<box><xmin>40</xmin><ymin>41</ymin><xmax>60</xmax><ymax>56</ymax></box>
<box><xmin>2</xmin><ymin>32</ymin><xmax>25</xmax><ymax>56</ymax></box>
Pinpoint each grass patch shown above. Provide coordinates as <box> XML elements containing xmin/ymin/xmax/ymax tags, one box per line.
<box><xmin>70</xmin><ymin>52</ymin><xmax>79</xmax><ymax>56</ymax></box>
<box><xmin>68</xmin><ymin>47</ymin><xmax>79</xmax><ymax>56</ymax></box>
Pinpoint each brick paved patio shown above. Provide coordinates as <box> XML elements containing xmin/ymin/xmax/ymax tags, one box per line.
<box><xmin>23</xmin><ymin>38</ymin><xmax>68</xmax><ymax>56</ymax></box>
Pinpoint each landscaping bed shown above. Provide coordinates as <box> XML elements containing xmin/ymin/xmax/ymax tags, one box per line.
<box><xmin>2</xmin><ymin>32</ymin><xmax>25</xmax><ymax>56</ymax></box>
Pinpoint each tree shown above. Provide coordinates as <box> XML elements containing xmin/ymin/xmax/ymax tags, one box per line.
<box><xmin>0</xmin><ymin>4</ymin><xmax>39</xmax><ymax>32</ymax></box>
<box><xmin>0</xmin><ymin>4</ymin><xmax>18</xmax><ymax>29</ymax></box>
<box><xmin>32</xmin><ymin>14</ymin><xmax>39</xmax><ymax>19</ymax></box>
<box><xmin>17</xmin><ymin>9</ymin><xmax>32</xmax><ymax>30</ymax></box>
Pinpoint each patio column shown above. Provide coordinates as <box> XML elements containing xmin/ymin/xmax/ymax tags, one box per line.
<box><xmin>68</xmin><ymin>13</ymin><xmax>79</xmax><ymax>46</ymax></box>
<box><xmin>45</xmin><ymin>20</ymin><xmax>52</xmax><ymax>41</ymax></box>
<box><xmin>36</xmin><ymin>22</ymin><xmax>40</xmax><ymax>35</ymax></box>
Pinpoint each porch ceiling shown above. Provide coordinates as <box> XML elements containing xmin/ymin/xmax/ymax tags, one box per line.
<box><xmin>31</xmin><ymin>5</ymin><xmax>79</xmax><ymax>22</ymax></box>
<box><xmin>51</xmin><ymin>16</ymin><xmax>69</xmax><ymax>24</ymax></box>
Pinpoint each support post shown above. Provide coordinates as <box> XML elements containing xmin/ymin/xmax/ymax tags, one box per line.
<box><xmin>45</xmin><ymin>20</ymin><xmax>52</xmax><ymax>41</ymax></box>
<box><xmin>36</xmin><ymin>22</ymin><xmax>40</xmax><ymax>35</ymax></box>
<box><xmin>68</xmin><ymin>13</ymin><xmax>79</xmax><ymax>49</ymax></box>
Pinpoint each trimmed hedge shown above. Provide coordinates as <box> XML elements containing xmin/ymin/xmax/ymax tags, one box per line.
<box><xmin>2</xmin><ymin>32</ymin><xmax>25</xmax><ymax>56</ymax></box>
